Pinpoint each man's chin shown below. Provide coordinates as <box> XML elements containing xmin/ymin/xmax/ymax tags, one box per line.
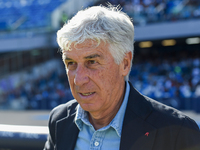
<box><xmin>80</xmin><ymin>103</ymin><xmax>98</xmax><ymax>113</ymax></box>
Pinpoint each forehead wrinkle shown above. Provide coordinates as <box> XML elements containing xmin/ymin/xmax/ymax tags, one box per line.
<box><xmin>84</xmin><ymin>54</ymin><xmax>101</xmax><ymax>59</ymax></box>
<box><xmin>63</xmin><ymin>51</ymin><xmax>103</xmax><ymax>62</ymax></box>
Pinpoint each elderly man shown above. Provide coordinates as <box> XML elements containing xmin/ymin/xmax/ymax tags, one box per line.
<box><xmin>44</xmin><ymin>5</ymin><xmax>200</xmax><ymax>150</ymax></box>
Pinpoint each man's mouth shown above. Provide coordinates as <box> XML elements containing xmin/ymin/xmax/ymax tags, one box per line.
<box><xmin>81</xmin><ymin>92</ymin><xmax>95</xmax><ymax>96</ymax></box>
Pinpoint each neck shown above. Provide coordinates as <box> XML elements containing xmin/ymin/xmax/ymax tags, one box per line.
<box><xmin>88</xmin><ymin>106</ymin><xmax>120</xmax><ymax>130</ymax></box>
<box><xmin>88</xmin><ymin>82</ymin><xmax>126</xmax><ymax>130</ymax></box>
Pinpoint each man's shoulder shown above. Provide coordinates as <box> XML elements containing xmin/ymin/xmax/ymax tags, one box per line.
<box><xmin>129</xmin><ymin>84</ymin><xmax>196</xmax><ymax>127</ymax></box>
<box><xmin>129</xmin><ymin>83</ymin><xmax>198</xmax><ymax>129</ymax></box>
<box><xmin>145</xmin><ymin>96</ymin><xmax>199</xmax><ymax>130</ymax></box>
<box><xmin>49</xmin><ymin>99</ymin><xmax>78</xmax><ymax>123</ymax></box>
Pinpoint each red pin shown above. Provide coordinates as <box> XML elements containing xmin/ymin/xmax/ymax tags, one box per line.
<box><xmin>145</xmin><ymin>132</ymin><xmax>149</xmax><ymax>136</ymax></box>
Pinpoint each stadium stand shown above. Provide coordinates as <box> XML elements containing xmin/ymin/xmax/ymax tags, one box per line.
<box><xmin>130</xmin><ymin>45</ymin><xmax>200</xmax><ymax>111</ymax></box>
<box><xmin>0</xmin><ymin>0</ymin><xmax>66</xmax><ymax>30</ymax></box>
<box><xmin>0</xmin><ymin>0</ymin><xmax>200</xmax><ymax>112</ymax></box>
<box><xmin>95</xmin><ymin>0</ymin><xmax>200</xmax><ymax>26</ymax></box>
<box><xmin>0</xmin><ymin>47</ymin><xmax>199</xmax><ymax>111</ymax></box>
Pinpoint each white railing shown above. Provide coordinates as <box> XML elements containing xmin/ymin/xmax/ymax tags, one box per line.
<box><xmin>0</xmin><ymin>124</ymin><xmax>48</xmax><ymax>150</ymax></box>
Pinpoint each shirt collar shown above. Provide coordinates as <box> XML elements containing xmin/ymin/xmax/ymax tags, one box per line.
<box><xmin>110</xmin><ymin>81</ymin><xmax>130</xmax><ymax>137</ymax></box>
<box><xmin>75</xmin><ymin>81</ymin><xmax>130</xmax><ymax>137</ymax></box>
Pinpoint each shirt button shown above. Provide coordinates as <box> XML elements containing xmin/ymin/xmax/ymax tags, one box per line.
<box><xmin>94</xmin><ymin>141</ymin><xmax>99</xmax><ymax>146</ymax></box>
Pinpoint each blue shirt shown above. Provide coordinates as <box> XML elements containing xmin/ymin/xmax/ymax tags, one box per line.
<box><xmin>74</xmin><ymin>82</ymin><xmax>130</xmax><ymax>150</ymax></box>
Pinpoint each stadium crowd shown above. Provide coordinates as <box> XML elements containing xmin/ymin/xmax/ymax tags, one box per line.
<box><xmin>130</xmin><ymin>49</ymin><xmax>200</xmax><ymax>111</ymax></box>
<box><xmin>1</xmin><ymin>0</ymin><xmax>200</xmax><ymax>31</ymax></box>
<box><xmin>0</xmin><ymin>0</ymin><xmax>200</xmax><ymax>112</ymax></box>
<box><xmin>0</xmin><ymin>0</ymin><xmax>67</xmax><ymax>30</ymax></box>
<box><xmin>0</xmin><ymin>59</ymin><xmax>73</xmax><ymax>110</ymax></box>
<box><xmin>0</xmin><ymin>49</ymin><xmax>200</xmax><ymax>112</ymax></box>
<box><xmin>95</xmin><ymin>0</ymin><xmax>200</xmax><ymax>25</ymax></box>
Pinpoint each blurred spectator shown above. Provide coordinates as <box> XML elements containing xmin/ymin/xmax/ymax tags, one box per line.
<box><xmin>0</xmin><ymin>59</ymin><xmax>72</xmax><ymax>110</ymax></box>
<box><xmin>0</xmin><ymin>49</ymin><xmax>200</xmax><ymax>111</ymax></box>
<box><xmin>194</xmin><ymin>82</ymin><xmax>200</xmax><ymax>97</ymax></box>
<box><xmin>95</xmin><ymin>0</ymin><xmax>200</xmax><ymax>26</ymax></box>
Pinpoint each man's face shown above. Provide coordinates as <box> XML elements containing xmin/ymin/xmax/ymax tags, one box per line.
<box><xmin>63</xmin><ymin>40</ymin><xmax>130</xmax><ymax>115</ymax></box>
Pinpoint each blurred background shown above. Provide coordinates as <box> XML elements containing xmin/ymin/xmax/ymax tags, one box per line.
<box><xmin>0</xmin><ymin>0</ymin><xmax>200</xmax><ymax>149</ymax></box>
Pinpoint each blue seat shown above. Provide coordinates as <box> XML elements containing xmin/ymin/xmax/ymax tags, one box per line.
<box><xmin>0</xmin><ymin>0</ymin><xmax>67</xmax><ymax>30</ymax></box>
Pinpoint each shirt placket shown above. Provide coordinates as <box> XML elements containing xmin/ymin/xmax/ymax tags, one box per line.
<box><xmin>90</xmin><ymin>130</ymin><xmax>105</xmax><ymax>150</ymax></box>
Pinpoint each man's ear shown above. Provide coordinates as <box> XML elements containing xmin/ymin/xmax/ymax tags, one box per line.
<box><xmin>121</xmin><ymin>51</ymin><xmax>132</xmax><ymax>77</ymax></box>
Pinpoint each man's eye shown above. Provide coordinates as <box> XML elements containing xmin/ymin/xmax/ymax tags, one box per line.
<box><xmin>68</xmin><ymin>62</ymin><xmax>76</xmax><ymax>66</ymax></box>
<box><xmin>66</xmin><ymin>62</ymin><xmax>77</xmax><ymax>70</ymax></box>
<box><xmin>88</xmin><ymin>60</ymin><xmax>97</xmax><ymax>64</ymax></box>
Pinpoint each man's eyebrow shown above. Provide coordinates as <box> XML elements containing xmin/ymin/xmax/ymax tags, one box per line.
<box><xmin>64</xmin><ymin>54</ymin><xmax>101</xmax><ymax>60</ymax></box>
<box><xmin>84</xmin><ymin>54</ymin><xmax>101</xmax><ymax>59</ymax></box>
<box><xmin>64</xmin><ymin>57</ymin><xmax>73</xmax><ymax>60</ymax></box>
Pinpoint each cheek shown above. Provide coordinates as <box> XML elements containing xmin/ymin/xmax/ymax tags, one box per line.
<box><xmin>66</xmin><ymin>71</ymin><xmax>74</xmax><ymax>86</ymax></box>
<box><xmin>96</xmin><ymin>65</ymin><xmax>119</xmax><ymax>87</ymax></box>
<box><xmin>106</xmin><ymin>64</ymin><xmax>120</xmax><ymax>81</ymax></box>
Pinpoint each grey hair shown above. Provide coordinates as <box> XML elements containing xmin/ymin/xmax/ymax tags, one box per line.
<box><xmin>57</xmin><ymin>5</ymin><xmax>134</xmax><ymax>81</ymax></box>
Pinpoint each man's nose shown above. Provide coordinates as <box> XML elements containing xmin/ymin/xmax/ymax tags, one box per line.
<box><xmin>74</xmin><ymin>64</ymin><xmax>89</xmax><ymax>86</ymax></box>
